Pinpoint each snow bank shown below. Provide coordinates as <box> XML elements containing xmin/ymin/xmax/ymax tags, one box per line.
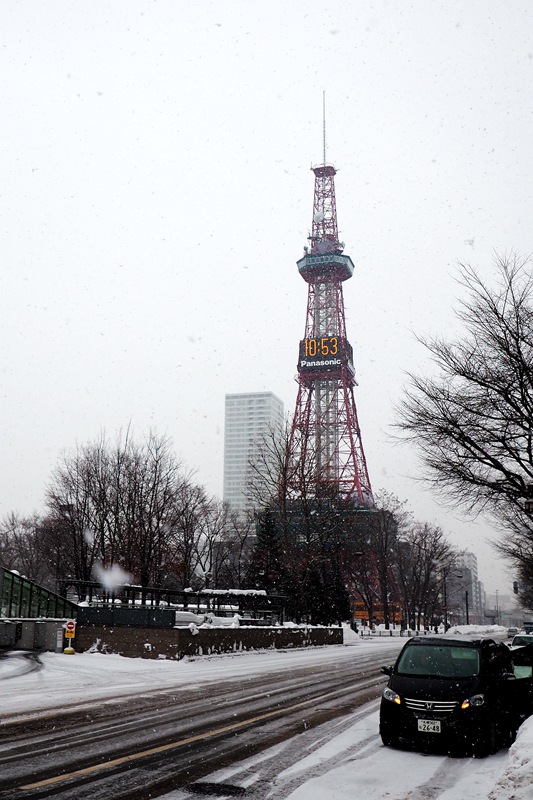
<box><xmin>342</xmin><ymin>624</ymin><xmax>360</xmax><ymax>646</ymax></box>
<box><xmin>446</xmin><ymin>624</ymin><xmax>508</xmax><ymax>637</ymax></box>
<box><xmin>174</xmin><ymin>611</ymin><xmax>206</xmax><ymax>626</ymax></box>
<box><xmin>201</xmin><ymin>613</ymin><xmax>240</xmax><ymax>628</ymax></box>
<box><xmin>488</xmin><ymin>716</ymin><xmax>533</xmax><ymax>799</ymax></box>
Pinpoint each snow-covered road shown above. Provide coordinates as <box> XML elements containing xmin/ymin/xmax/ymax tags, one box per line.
<box><xmin>1</xmin><ymin>631</ymin><xmax>532</xmax><ymax>799</ymax></box>
<box><xmin>179</xmin><ymin>700</ymin><xmax>509</xmax><ymax>800</ymax></box>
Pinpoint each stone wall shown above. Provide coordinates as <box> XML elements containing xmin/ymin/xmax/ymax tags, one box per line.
<box><xmin>74</xmin><ymin>623</ymin><xmax>343</xmax><ymax>659</ymax></box>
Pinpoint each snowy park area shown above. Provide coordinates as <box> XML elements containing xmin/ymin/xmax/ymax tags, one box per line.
<box><xmin>2</xmin><ymin>626</ymin><xmax>533</xmax><ymax>799</ymax></box>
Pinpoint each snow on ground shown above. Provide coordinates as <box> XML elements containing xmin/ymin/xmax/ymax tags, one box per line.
<box><xmin>2</xmin><ymin>624</ymin><xmax>533</xmax><ymax>798</ymax></box>
<box><xmin>268</xmin><ymin>727</ymin><xmax>508</xmax><ymax>800</ymax></box>
<box><xmin>1</xmin><ymin>628</ymin><xmax>378</xmax><ymax>718</ymax></box>
<box><xmin>489</xmin><ymin>717</ymin><xmax>533</xmax><ymax>800</ymax></box>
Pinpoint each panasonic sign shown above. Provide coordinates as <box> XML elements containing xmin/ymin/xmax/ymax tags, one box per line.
<box><xmin>299</xmin><ymin>358</ymin><xmax>342</xmax><ymax>369</ymax></box>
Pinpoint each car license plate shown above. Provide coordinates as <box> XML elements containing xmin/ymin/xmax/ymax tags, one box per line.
<box><xmin>417</xmin><ymin>719</ymin><xmax>441</xmax><ymax>733</ymax></box>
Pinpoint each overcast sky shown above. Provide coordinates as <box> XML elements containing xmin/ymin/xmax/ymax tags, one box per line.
<box><xmin>2</xmin><ymin>1</ymin><xmax>533</xmax><ymax>595</ymax></box>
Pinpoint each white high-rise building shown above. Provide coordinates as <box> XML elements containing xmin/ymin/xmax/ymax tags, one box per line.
<box><xmin>223</xmin><ymin>392</ymin><xmax>284</xmax><ymax>512</ymax></box>
<box><xmin>455</xmin><ymin>551</ymin><xmax>484</xmax><ymax>624</ymax></box>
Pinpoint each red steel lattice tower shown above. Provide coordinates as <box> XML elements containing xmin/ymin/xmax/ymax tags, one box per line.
<box><xmin>288</xmin><ymin>159</ymin><xmax>373</xmax><ymax>506</ymax></box>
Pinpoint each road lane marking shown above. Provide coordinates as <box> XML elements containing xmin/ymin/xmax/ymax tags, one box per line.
<box><xmin>20</xmin><ymin>690</ymin><xmax>339</xmax><ymax>790</ymax></box>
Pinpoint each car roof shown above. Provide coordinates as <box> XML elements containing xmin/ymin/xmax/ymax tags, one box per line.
<box><xmin>403</xmin><ymin>636</ymin><xmax>497</xmax><ymax>648</ymax></box>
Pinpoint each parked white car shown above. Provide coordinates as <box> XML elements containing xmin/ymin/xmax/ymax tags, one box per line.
<box><xmin>510</xmin><ymin>633</ymin><xmax>533</xmax><ymax>649</ymax></box>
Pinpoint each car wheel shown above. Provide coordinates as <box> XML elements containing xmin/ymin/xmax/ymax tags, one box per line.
<box><xmin>499</xmin><ymin>720</ymin><xmax>516</xmax><ymax>749</ymax></box>
<box><xmin>380</xmin><ymin>726</ymin><xmax>399</xmax><ymax>748</ymax></box>
<box><xmin>472</xmin><ymin>720</ymin><xmax>497</xmax><ymax>758</ymax></box>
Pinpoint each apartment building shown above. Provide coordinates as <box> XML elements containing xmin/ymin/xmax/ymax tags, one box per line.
<box><xmin>223</xmin><ymin>392</ymin><xmax>284</xmax><ymax>513</ymax></box>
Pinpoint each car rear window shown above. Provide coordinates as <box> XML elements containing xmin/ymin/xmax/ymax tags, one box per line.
<box><xmin>512</xmin><ymin>635</ymin><xmax>533</xmax><ymax>647</ymax></box>
<box><xmin>396</xmin><ymin>645</ymin><xmax>480</xmax><ymax>678</ymax></box>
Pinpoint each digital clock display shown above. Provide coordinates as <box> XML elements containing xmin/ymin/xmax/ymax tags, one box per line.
<box><xmin>302</xmin><ymin>336</ymin><xmax>339</xmax><ymax>358</ymax></box>
<box><xmin>298</xmin><ymin>336</ymin><xmax>353</xmax><ymax>374</ymax></box>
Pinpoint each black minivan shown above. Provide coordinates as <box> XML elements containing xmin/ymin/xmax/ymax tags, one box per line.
<box><xmin>380</xmin><ymin>636</ymin><xmax>533</xmax><ymax>757</ymax></box>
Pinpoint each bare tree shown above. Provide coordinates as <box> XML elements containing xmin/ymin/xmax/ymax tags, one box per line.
<box><xmin>248</xmin><ymin>425</ymin><xmax>380</xmax><ymax>623</ymax></box>
<box><xmin>344</xmin><ymin>531</ymin><xmax>379</xmax><ymax>628</ymax></box>
<box><xmin>0</xmin><ymin>513</ymin><xmax>19</xmax><ymax>569</ymax></box>
<box><xmin>46</xmin><ymin>433</ymin><xmax>118</xmax><ymax>581</ymax></box>
<box><xmin>249</xmin><ymin>427</ymin><xmax>455</xmax><ymax>627</ymax></box>
<box><xmin>169</xmin><ymin>482</ymin><xmax>209</xmax><ymax>589</ymax></box>
<box><xmin>204</xmin><ymin>505</ymin><xmax>254</xmax><ymax>589</ymax></box>
<box><xmin>395</xmin><ymin>254</ymin><xmax>533</xmax><ymax>582</ymax></box>
<box><xmin>193</xmin><ymin>498</ymin><xmax>231</xmax><ymax>587</ymax></box>
<box><xmin>344</xmin><ymin>491</ymin><xmax>410</xmax><ymax>629</ymax></box>
<box><xmin>393</xmin><ymin>522</ymin><xmax>457</xmax><ymax>630</ymax></box>
<box><xmin>513</xmin><ymin>561</ymin><xmax>533</xmax><ymax>611</ymax></box>
<box><xmin>371</xmin><ymin>492</ymin><xmax>410</xmax><ymax>629</ymax></box>
<box><xmin>245</xmin><ymin>419</ymin><xmax>303</xmax><ymax>519</ymax></box>
<box><xmin>0</xmin><ymin>513</ymin><xmax>51</xmax><ymax>586</ymax></box>
<box><xmin>45</xmin><ymin>429</ymin><xmax>201</xmax><ymax>587</ymax></box>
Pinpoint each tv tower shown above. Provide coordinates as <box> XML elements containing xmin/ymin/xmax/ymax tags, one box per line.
<box><xmin>287</xmin><ymin>101</ymin><xmax>373</xmax><ymax>506</ymax></box>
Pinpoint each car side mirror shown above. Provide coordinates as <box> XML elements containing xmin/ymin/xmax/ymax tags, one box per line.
<box><xmin>381</xmin><ymin>665</ymin><xmax>393</xmax><ymax>676</ymax></box>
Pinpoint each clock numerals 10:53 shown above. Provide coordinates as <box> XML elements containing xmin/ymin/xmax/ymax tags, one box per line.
<box><xmin>302</xmin><ymin>337</ymin><xmax>339</xmax><ymax>357</ymax></box>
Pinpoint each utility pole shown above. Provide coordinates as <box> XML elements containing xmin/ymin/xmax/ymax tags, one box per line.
<box><xmin>443</xmin><ymin>577</ymin><xmax>448</xmax><ymax>631</ymax></box>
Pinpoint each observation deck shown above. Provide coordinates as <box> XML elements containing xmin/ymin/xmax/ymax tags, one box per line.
<box><xmin>297</xmin><ymin>252</ymin><xmax>354</xmax><ymax>283</ymax></box>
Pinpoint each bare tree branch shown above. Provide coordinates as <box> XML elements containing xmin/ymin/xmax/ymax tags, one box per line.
<box><xmin>395</xmin><ymin>255</ymin><xmax>533</xmax><ymax>585</ymax></box>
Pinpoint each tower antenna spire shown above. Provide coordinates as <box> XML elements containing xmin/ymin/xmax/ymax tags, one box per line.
<box><xmin>322</xmin><ymin>90</ymin><xmax>326</xmax><ymax>165</ymax></box>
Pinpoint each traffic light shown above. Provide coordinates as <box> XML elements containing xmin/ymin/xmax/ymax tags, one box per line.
<box><xmin>513</xmin><ymin>581</ymin><xmax>519</xmax><ymax>595</ymax></box>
